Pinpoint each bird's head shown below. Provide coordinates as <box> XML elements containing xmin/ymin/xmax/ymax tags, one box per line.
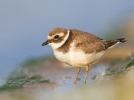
<box><xmin>42</xmin><ymin>28</ymin><xmax>70</xmax><ymax>50</ymax></box>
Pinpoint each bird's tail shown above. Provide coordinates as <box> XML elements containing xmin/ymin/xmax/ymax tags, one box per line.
<box><xmin>105</xmin><ymin>38</ymin><xmax>127</xmax><ymax>49</ymax></box>
<box><xmin>116</xmin><ymin>38</ymin><xmax>127</xmax><ymax>43</ymax></box>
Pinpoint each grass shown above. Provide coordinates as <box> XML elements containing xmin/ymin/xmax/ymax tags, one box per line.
<box><xmin>0</xmin><ymin>75</ymin><xmax>49</xmax><ymax>91</ymax></box>
<box><xmin>105</xmin><ymin>59</ymin><xmax>134</xmax><ymax>76</ymax></box>
<box><xmin>0</xmin><ymin>57</ymin><xmax>53</xmax><ymax>92</ymax></box>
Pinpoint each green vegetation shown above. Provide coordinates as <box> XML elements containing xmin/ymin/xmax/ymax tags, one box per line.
<box><xmin>0</xmin><ymin>57</ymin><xmax>52</xmax><ymax>92</ymax></box>
<box><xmin>105</xmin><ymin>59</ymin><xmax>134</xmax><ymax>76</ymax></box>
<box><xmin>0</xmin><ymin>75</ymin><xmax>49</xmax><ymax>91</ymax></box>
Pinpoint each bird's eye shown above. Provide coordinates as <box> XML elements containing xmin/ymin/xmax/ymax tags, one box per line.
<box><xmin>54</xmin><ymin>35</ymin><xmax>59</xmax><ymax>39</ymax></box>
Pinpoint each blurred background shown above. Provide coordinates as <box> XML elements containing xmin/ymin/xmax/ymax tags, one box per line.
<box><xmin>0</xmin><ymin>0</ymin><xmax>134</xmax><ymax>100</ymax></box>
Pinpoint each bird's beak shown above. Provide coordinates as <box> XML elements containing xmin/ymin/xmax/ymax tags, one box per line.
<box><xmin>42</xmin><ymin>40</ymin><xmax>49</xmax><ymax>46</ymax></box>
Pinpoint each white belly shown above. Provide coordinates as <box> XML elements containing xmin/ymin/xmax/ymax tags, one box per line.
<box><xmin>54</xmin><ymin>49</ymin><xmax>105</xmax><ymax>67</ymax></box>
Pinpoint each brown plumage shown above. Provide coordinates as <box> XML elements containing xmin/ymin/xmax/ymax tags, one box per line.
<box><xmin>57</xmin><ymin>29</ymin><xmax>104</xmax><ymax>53</ymax></box>
<box><xmin>57</xmin><ymin>29</ymin><xmax>126</xmax><ymax>54</ymax></box>
<box><xmin>49</xmin><ymin>28</ymin><xmax>67</xmax><ymax>36</ymax></box>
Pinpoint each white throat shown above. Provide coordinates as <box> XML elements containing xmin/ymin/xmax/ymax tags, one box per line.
<box><xmin>49</xmin><ymin>30</ymin><xmax>70</xmax><ymax>50</ymax></box>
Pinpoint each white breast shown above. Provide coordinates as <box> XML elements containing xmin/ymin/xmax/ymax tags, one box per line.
<box><xmin>53</xmin><ymin>43</ymin><xmax>105</xmax><ymax>67</ymax></box>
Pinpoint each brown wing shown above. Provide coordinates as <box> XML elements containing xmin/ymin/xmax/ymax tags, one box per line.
<box><xmin>57</xmin><ymin>29</ymin><xmax>107</xmax><ymax>54</ymax></box>
<box><xmin>70</xmin><ymin>29</ymin><xmax>107</xmax><ymax>53</ymax></box>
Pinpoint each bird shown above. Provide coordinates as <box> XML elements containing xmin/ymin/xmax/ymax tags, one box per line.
<box><xmin>42</xmin><ymin>28</ymin><xmax>126</xmax><ymax>84</ymax></box>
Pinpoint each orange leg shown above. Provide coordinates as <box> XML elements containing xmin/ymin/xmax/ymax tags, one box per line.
<box><xmin>74</xmin><ymin>67</ymin><xmax>81</xmax><ymax>84</ymax></box>
<box><xmin>84</xmin><ymin>65</ymin><xmax>90</xmax><ymax>84</ymax></box>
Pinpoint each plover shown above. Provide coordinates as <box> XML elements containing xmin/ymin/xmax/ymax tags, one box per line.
<box><xmin>42</xmin><ymin>28</ymin><xmax>126</xmax><ymax>84</ymax></box>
